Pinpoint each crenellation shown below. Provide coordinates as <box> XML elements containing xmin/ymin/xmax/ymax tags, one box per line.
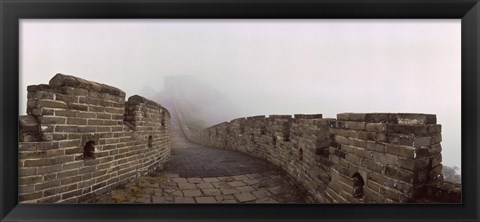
<box><xmin>184</xmin><ymin>112</ymin><xmax>460</xmax><ymax>203</ymax></box>
<box><xmin>18</xmin><ymin>74</ymin><xmax>172</xmax><ymax>203</ymax></box>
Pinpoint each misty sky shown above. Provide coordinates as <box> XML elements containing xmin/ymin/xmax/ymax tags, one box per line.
<box><xmin>20</xmin><ymin>19</ymin><xmax>461</xmax><ymax>168</ymax></box>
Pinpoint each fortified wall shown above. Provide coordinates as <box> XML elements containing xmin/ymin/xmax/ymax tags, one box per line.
<box><xmin>18</xmin><ymin>74</ymin><xmax>171</xmax><ymax>203</ymax></box>
<box><xmin>183</xmin><ymin>113</ymin><xmax>461</xmax><ymax>203</ymax></box>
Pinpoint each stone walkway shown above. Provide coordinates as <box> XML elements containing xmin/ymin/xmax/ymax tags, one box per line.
<box><xmin>94</xmin><ymin>134</ymin><xmax>313</xmax><ymax>204</ymax></box>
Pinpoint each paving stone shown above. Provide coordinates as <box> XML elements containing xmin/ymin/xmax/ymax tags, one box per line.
<box><xmin>234</xmin><ymin>193</ymin><xmax>257</xmax><ymax>202</ymax></box>
<box><xmin>159</xmin><ymin>183</ymin><xmax>178</xmax><ymax>189</ymax></box>
<box><xmin>242</xmin><ymin>179</ymin><xmax>260</xmax><ymax>185</ymax></box>
<box><xmin>220</xmin><ymin>188</ymin><xmax>240</xmax><ymax>195</ymax></box>
<box><xmin>172</xmin><ymin>178</ymin><xmax>188</xmax><ymax>183</ymax></box>
<box><xmin>164</xmin><ymin>173</ymin><xmax>180</xmax><ymax>178</ymax></box>
<box><xmin>215</xmin><ymin>195</ymin><xmax>235</xmax><ymax>201</ymax></box>
<box><xmin>163</xmin><ymin>189</ymin><xmax>176</xmax><ymax>194</ymax></box>
<box><xmin>267</xmin><ymin>186</ymin><xmax>283</xmax><ymax>195</ymax></box>
<box><xmin>182</xmin><ymin>189</ymin><xmax>202</xmax><ymax>197</ymax></box>
<box><xmin>202</xmin><ymin>188</ymin><xmax>222</xmax><ymax>196</ymax></box>
<box><xmin>170</xmin><ymin>190</ymin><xmax>184</xmax><ymax>197</ymax></box>
<box><xmin>232</xmin><ymin>175</ymin><xmax>250</xmax><ymax>180</ymax></box>
<box><xmin>196</xmin><ymin>182</ymin><xmax>214</xmax><ymax>189</ymax></box>
<box><xmin>219</xmin><ymin>199</ymin><xmax>237</xmax><ymax>203</ymax></box>
<box><xmin>153</xmin><ymin>188</ymin><xmax>163</xmax><ymax>196</ymax></box>
<box><xmin>228</xmin><ymin>181</ymin><xmax>247</xmax><ymax>187</ymax></box>
<box><xmin>144</xmin><ymin>184</ymin><xmax>159</xmax><ymax>189</ymax></box>
<box><xmin>212</xmin><ymin>182</ymin><xmax>227</xmax><ymax>189</ymax></box>
<box><xmin>224</xmin><ymin>177</ymin><xmax>235</xmax><ymax>182</ymax></box>
<box><xmin>93</xmin><ymin>137</ymin><xmax>313</xmax><ymax>204</ymax></box>
<box><xmin>187</xmin><ymin>178</ymin><xmax>204</xmax><ymax>184</ymax></box>
<box><xmin>203</xmin><ymin>177</ymin><xmax>220</xmax><ymax>183</ymax></box>
<box><xmin>152</xmin><ymin>196</ymin><xmax>174</xmax><ymax>203</ymax></box>
<box><xmin>237</xmin><ymin>186</ymin><xmax>256</xmax><ymax>193</ymax></box>
<box><xmin>195</xmin><ymin>197</ymin><xmax>217</xmax><ymax>203</ymax></box>
<box><xmin>135</xmin><ymin>196</ymin><xmax>151</xmax><ymax>203</ymax></box>
<box><xmin>252</xmin><ymin>189</ymin><xmax>272</xmax><ymax>199</ymax></box>
<box><xmin>178</xmin><ymin>182</ymin><xmax>197</xmax><ymax>189</ymax></box>
<box><xmin>144</xmin><ymin>188</ymin><xmax>155</xmax><ymax>195</ymax></box>
<box><xmin>247</xmin><ymin>174</ymin><xmax>264</xmax><ymax>179</ymax></box>
<box><xmin>255</xmin><ymin>198</ymin><xmax>279</xmax><ymax>203</ymax></box>
<box><xmin>174</xmin><ymin>197</ymin><xmax>195</xmax><ymax>203</ymax></box>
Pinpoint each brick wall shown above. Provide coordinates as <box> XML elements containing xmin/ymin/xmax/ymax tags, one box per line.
<box><xmin>18</xmin><ymin>74</ymin><xmax>171</xmax><ymax>203</ymax></box>
<box><xmin>182</xmin><ymin>113</ymin><xmax>460</xmax><ymax>203</ymax></box>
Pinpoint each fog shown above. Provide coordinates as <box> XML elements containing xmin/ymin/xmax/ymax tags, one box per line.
<box><xmin>20</xmin><ymin>19</ymin><xmax>461</xmax><ymax>169</ymax></box>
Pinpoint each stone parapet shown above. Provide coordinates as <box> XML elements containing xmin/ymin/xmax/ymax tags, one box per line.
<box><xmin>18</xmin><ymin>74</ymin><xmax>171</xmax><ymax>203</ymax></box>
<box><xmin>183</xmin><ymin>112</ymin><xmax>459</xmax><ymax>203</ymax></box>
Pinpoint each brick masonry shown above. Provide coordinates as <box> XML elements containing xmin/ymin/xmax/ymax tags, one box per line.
<box><xmin>18</xmin><ymin>74</ymin><xmax>171</xmax><ymax>203</ymax></box>
<box><xmin>182</xmin><ymin>113</ymin><xmax>461</xmax><ymax>203</ymax></box>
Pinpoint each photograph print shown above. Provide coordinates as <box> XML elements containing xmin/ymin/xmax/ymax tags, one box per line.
<box><xmin>18</xmin><ymin>19</ymin><xmax>461</xmax><ymax>204</ymax></box>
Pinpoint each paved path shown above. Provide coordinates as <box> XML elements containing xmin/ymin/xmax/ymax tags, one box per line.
<box><xmin>94</xmin><ymin>134</ymin><xmax>313</xmax><ymax>204</ymax></box>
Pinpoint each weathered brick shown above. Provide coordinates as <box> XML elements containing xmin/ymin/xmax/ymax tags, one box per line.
<box><xmin>386</xmin><ymin>134</ymin><xmax>414</xmax><ymax>146</ymax></box>
<box><xmin>65</xmin><ymin>147</ymin><xmax>83</xmax><ymax>155</ymax></box>
<box><xmin>398</xmin><ymin>158</ymin><xmax>429</xmax><ymax>171</ymax></box>
<box><xmin>79</xmin><ymin>97</ymin><xmax>98</xmax><ymax>105</ymax></box>
<box><xmin>79</xmin><ymin>166</ymin><xmax>96</xmax><ymax>174</ymax></box>
<box><xmin>362</xmin><ymin>159</ymin><xmax>383</xmax><ymax>173</ymax></box>
<box><xmin>59</xmin><ymin>140</ymin><xmax>80</xmax><ymax>148</ymax></box>
<box><xmin>78</xmin><ymin>126</ymin><xmax>96</xmax><ymax>133</ymax></box>
<box><xmin>88</xmin><ymin>119</ymin><xmax>104</xmax><ymax>125</ymax></box>
<box><xmin>19</xmin><ymin>168</ymin><xmax>37</xmax><ymax>177</ymax></box>
<box><xmin>35</xmin><ymin>180</ymin><xmax>61</xmax><ymax>191</ymax></box>
<box><xmin>61</xmin><ymin>175</ymin><xmax>82</xmax><ymax>185</ymax></box>
<box><xmin>97</xmin><ymin>126</ymin><xmax>112</xmax><ymax>132</ymax></box>
<box><xmin>19</xmin><ymin>176</ymin><xmax>43</xmax><ymax>185</ymax></box>
<box><xmin>89</xmin><ymin>105</ymin><xmax>104</xmax><ymax>112</ymax></box>
<box><xmin>373</xmin><ymin>153</ymin><xmax>399</xmax><ymax>166</ymax></box>
<box><xmin>19</xmin><ymin>150</ymin><xmax>47</xmax><ymax>159</ymax></box>
<box><xmin>57</xmin><ymin>169</ymin><xmax>80</xmax><ymax>179</ymax></box>
<box><xmin>329</xmin><ymin>128</ymin><xmax>356</xmax><ymax>138</ymax></box>
<box><xmin>413</xmin><ymin>137</ymin><xmax>431</xmax><ymax>148</ymax></box>
<box><xmin>385</xmin><ymin>124</ymin><xmax>429</xmax><ymax>136</ymax></box>
<box><xmin>55</xmin><ymin>125</ymin><xmax>78</xmax><ymax>133</ymax></box>
<box><xmin>384</xmin><ymin>166</ymin><xmax>414</xmax><ymax>183</ymax></box>
<box><xmin>431</xmin><ymin>134</ymin><xmax>442</xmax><ymax>144</ymax></box>
<box><xmin>62</xmin><ymin>189</ymin><xmax>83</xmax><ymax>199</ymax></box>
<box><xmin>365</xmin><ymin>141</ymin><xmax>386</xmax><ymax>153</ymax></box>
<box><xmin>337</xmin><ymin>113</ymin><xmax>366</xmax><ymax>122</ymax></box>
<box><xmin>427</xmin><ymin>124</ymin><xmax>442</xmax><ymax>133</ymax></box>
<box><xmin>55</xmin><ymin>110</ymin><xmax>78</xmax><ymax>118</ymax></box>
<box><xmin>37</xmin><ymin>100</ymin><xmax>67</xmax><ymax>109</ymax></box>
<box><xmin>24</xmin><ymin>159</ymin><xmax>52</xmax><ymax>167</ymax></box>
<box><xmin>52</xmin><ymin>133</ymin><xmax>68</xmax><ymax>140</ymax></box>
<box><xmin>31</xmin><ymin>91</ymin><xmax>55</xmax><ymax>100</ymax></box>
<box><xmin>78</xmin><ymin>112</ymin><xmax>96</xmax><ymax>118</ymax></box>
<box><xmin>96</xmin><ymin>113</ymin><xmax>112</xmax><ymax>119</ymax></box>
<box><xmin>62</xmin><ymin>162</ymin><xmax>83</xmax><ymax>170</ymax></box>
<box><xmin>67</xmin><ymin>103</ymin><xmax>88</xmax><ymax>111</ymax></box>
<box><xmin>105</xmin><ymin>107</ymin><xmax>121</xmax><ymax>114</ymax></box>
<box><xmin>51</xmin><ymin>155</ymin><xmax>75</xmax><ymax>164</ymax></box>
<box><xmin>67</xmin><ymin>118</ymin><xmax>87</xmax><ymax>125</ymax></box>
<box><xmin>40</xmin><ymin>116</ymin><xmax>66</xmax><ymax>125</ymax></box>
<box><xmin>38</xmin><ymin>195</ymin><xmax>62</xmax><ymax>203</ymax></box>
<box><xmin>19</xmin><ymin>191</ymin><xmax>43</xmax><ymax>202</ymax></box>
<box><xmin>386</xmin><ymin>145</ymin><xmax>415</xmax><ymax>159</ymax></box>
<box><xmin>37</xmin><ymin>164</ymin><xmax>62</xmax><ymax>174</ymax></box>
<box><xmin>55</xmin><ymin>94</ymin><xmax>79</xmax><ymax>103</ymax></box>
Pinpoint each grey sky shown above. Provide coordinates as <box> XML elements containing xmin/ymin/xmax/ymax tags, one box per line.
<box><xmin>20</xmin><ymin>19</ymin><xmax>461</xmax><ymax>168</ymax></box>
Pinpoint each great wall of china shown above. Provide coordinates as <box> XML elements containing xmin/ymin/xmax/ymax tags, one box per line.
<box><xmin>18</xmin><ymin>74</ymin><xmax>171</xmax><ymax>203</ymax></box>
<box><xmin>18</xmin><ymin>74</ymin><xmax>460</xmax><ymax>203</ymax></box>
<box><xmin>181</xmin><ymin>113</ymin><xmax>461</xmax><ymax>203</ymax></box>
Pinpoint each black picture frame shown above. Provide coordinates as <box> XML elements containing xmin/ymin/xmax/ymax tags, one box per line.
<box><xmin>1</xmin><ymin>0</ymin><xmax>479</xmax><ymax>221</ymax></box>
